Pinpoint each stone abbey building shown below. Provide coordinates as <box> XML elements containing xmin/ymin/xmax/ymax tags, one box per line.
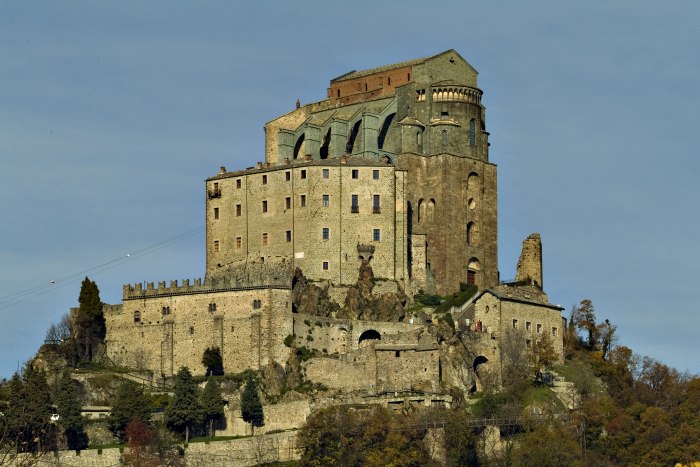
<box><xmin>104</xmin><ymin>51</ymin><xmax>563</xmax><ymax>390</ymax></box>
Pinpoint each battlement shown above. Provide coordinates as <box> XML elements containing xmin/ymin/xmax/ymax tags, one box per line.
<box><xmin>122</xmin><ymin>276</ymin><xmax>290</xmax><ymax>300</ymax></box>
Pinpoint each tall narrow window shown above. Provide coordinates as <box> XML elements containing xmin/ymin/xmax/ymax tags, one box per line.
<box><xmin>322</xmin><ymin>228</ymin><xmax>329</xmax><ymax>240</ymax></box>
<box><xmin>236</xmin><ymin>179</ymin><xmax>241</xmax><ymax>189</ymax></box>
<box><xmin>322</xmin><ymin>261</ymin><xmax>329</xmax><ymax>271</ymax></box>
<box><xmin>351</xmin><ymin>194</ymin><xmax>359</xmax><ymax>213</ymax></box>
<box><xmin>285</xmin><ymin>171</ymin><xmax>291</xmax><ymax>181</ymax></box>
<box><xmin>214</xmin><ymin>207</ymin><xmax>219</xmax><ymax>220</ymax></box>
<box><xmin>236</xmin><ymin>237</ymin><xmax>242</xmax><ymax>248</ymax></box>
<box><xmin>285</xmin><ymin>197</ymin><xmax>291</xmax><ymax>210</ymax></box>
<box><xmin>262</xmin><ymin>174</ymin><xmax>267</xmax><ymax>185</ymax></box>
<box><xmin>134</xmin><ymin>311</ymin><xmax>141</xmax><ymax>323</ymax></box>
<box><xmin>373</xmin><ymin>194</ymin><xmax>381</xmax><ymax>213</ymax></box>
<box><xmin>236</xmin><ymin>204</ymin><xmax>242</xmax><ymax>216</ymax></box>
<box><xmin>300</xmin><ymin>194</ymin><xmax>306</xmax><ymax>207</ymax></box>
<box><xmin>286</xmin><ymin>230</ymin><xmax>292</xmax><ymax>242</ymax></box>
<box><xmin>301</xmin><ymin>170</ymin><xmax>307</xmax><ymax>179</ymax></box>
<box><xmin>442</xmin><ymin>130</ymin><xmax>448</xmax><ymax>145</ymax></box>
<box><xmin>262</xmin><ymin>233</ymin><xmax>268</xmax><ymax>246</ymax></box>
<box><xmin>373</xmin><ymin>229</ymin><xmax>381</xmax><ymax>241</ymax></box>
<box><xmin>469</xmin><ymin>119</ymin><xmax>476</xmax><ymax>146</ymax></box>
<box><xmin>373</xmin><ymin>170</ymin><xmax>379</xmax><ymax>180</ymax></box>
<box><xmin>213</xmin><ymin>240</ymin><xmax>220</xmax><ymax>252</ymax></box>
<box><xmin>322</xmin><ymin>194</ymin><xmax>330</xmax><ymax>207</ymax></box>
<box><xmin>262</xmin><ymin>200</ymin><xmax>268</xmax><ymax>213</ymax></box>
<box><xmin>352</xmin><ymin>169</ymin><xmax>359</xmax><ymax>179</ymax></box>
<box><xmin>323</xmin><ymin>169</ymin><xmax>330</xmax><ymax>179</ymax></box>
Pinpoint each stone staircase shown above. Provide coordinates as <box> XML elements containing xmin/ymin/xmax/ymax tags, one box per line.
<box><xmin>548</xmin><ymin>370</ymin><xmax>579</xmax><ymax>410</ymax></box>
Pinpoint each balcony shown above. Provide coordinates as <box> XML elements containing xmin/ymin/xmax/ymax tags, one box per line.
<box><xmin>208</xmin><ymin>189</ymin><xmax>222</xmax><ymax>199</ymax></box>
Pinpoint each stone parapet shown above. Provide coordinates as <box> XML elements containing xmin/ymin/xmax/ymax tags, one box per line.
<box><xmin>122</xmin><ymin>279</ymin><xmax>290</xmax><ymax>300</ymax></box>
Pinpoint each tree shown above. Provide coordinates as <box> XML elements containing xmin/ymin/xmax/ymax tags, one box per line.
<box><xmin>573</xmin><ymin>299</ymin><xmax>599</xmax><ymax>350</ymax></box>
<box><xmin>597</xmin><ymin>319</ymin><xmax>617</xmax><ymax>361</ymax></box>
<box><xmin>240</xmin><ymin>375</ymin><xmax>264</xmax><ymax>435</ymax></box>
<box><xmin>74</xmin><ymin>277</ymin><xmax>105</xmax><ymax>361</ymax></box>
<box><xmin>122</xmin><ymin>417</ymin><xmax>185</xmax><ymax>467</ymax></box>
<box><xmin>533</xmin><ymin>331</ymin><xmax>558</xmax><ymax>372</ymax></box>
<box><xmin>201</xmin><ymin>378</ymin><xmax>225</xmax><ymax>436</ymax></box>
<box><xmin>55</xmin><ymin>372</ymin><xmax>88</xmax><ymax>450</ymax></box>
<box><xmin>165</xmin><ymin>367</ymin><xmax>202</xmax><ymax>443</ymax></box>
<box><xmin>108</xmin><ymin>380</ymin><xmax>151</xmax><ymax>442</ymax></box>
<box><xmin>201</xmin><ymin>347</ymin><xmax>224</xmax><ymax>376</ymax></box>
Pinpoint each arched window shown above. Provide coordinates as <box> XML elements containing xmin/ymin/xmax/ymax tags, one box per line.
<box><xmin>133</xmin><ymin>310</ymin><xmax>141</xmax><ymax>323</ymax></box>
<box><xmin>467</xmin><ymin>258</ymin><xmax>481</xmax><ymax>285</ymax></box>
<box><xmin>416</xmin><ymin>130</ymin><xmax>423</xmax><ymax>152</ymax></box>
<box><xmin>467</xmin><ymin>222</ymin><xmax>479</xmax><ymax>246</ymax></box>
<box><xmin>427</xmin><ymin>199</ymin><xmax>436</xmax><ymax>222</ymax></box>
<box><xmin>358</xmin><ymin>329</ymin><xmax>381</xmax><ymax>347</ymax></box>
<box><xmin>417</xmin><ymin>198</ymin><xmax>425</xmax><ymax>223</ymax></box>
<box><xmin>469</xmin><ymin>119</ymin><xmax>476</xmax><ymax>146</ymax></box>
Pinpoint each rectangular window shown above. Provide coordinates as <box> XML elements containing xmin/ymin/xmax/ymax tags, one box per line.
<box><xmin>537</xmin><ymin>324</ymin><xmax>542</xmax><ymax>334</ymax></box>
<box><xmin>262</xmin><ymin>174</ymin><xmax>267</xmax><ymax>185</ymax></box>
<box><xmin>286</xmin><ymin>230</ymin><xmax>292</xmax><ymax>242</ymax></box>
<box><xmin>526</xmin><ymin>339</ymin><xmax>532</xmax><ymax>349</ymax></box>
<box><xmin>322</xmin><ymin>227</ymin><xmax>329</xmax><ymax>240</ymax></box>
<box><xmin>300</xmin><ymin>194</ymin><xmax>306</xmax><ymax>207</ymax></box>
<box><xmin>322</xmin><ymin>261</ymin><xmax>329</xmax><ymax>271</ymax></box>
<box><xmin>552</xmin><ymin>327</ymin><xmax>558</xmax><ymax>337</ymax></box>
<box><xmin>301</xmin><ymin>169</ymin><xmax>307</xmax><ymax>179</ymax></box>
<box><xmin>373</xmin><ymin>194</ymin><xmax>381</xmax><ymax>213</ymax></box>
<box><xmin>373</xmin><ymin>229</ymin><xmax>381</xmax><ymax>241</ymax></box>
<box><xmin>352</xmin><ymin>169</ymin><xmax>359</xmax><ymax>179</ymax></box>
<box><xmin>285</xmin><ymin>171</ymin><xmax>291</xmax><ymax>181</ymax></box>
<box><xmin>262</xmin><ymin>200</ymin><xmax>268</xmax><ymax>213</ymax></box>
<box><xmin>162</xmin><ymin>306</ymin><xmax>170</xmax><ymax>316</ymax></box>
<box><xmin>373</xmin><ymin>169</ymin><xmax>379</xmax><ymax>180</ymax></box>
<box><xmin>208</xmin><ymin>303</ymin><xmax>217</xmax><ymax>312</ymax></box>
<box><xmin>236</xmin><ymin>204</ymin><xmax>242</xmax><ymax>216</ymax></box>
<box><xmin>236</xmin><ymin>179</ymin><xmax>241</xmax><ymax>189</ymax></box>
<box><xmin>322</xmin><ymin>169</ymin><xmax>329</xmax><ymax>179</ymax></box>
<box><xmin>512</xmin><ymin>319</ymin><xmax>518</xmax><ymax>329</ymax></box>
<box><xmin>213</xmin><ymin>240</ymin><xmax>220</xmax><ymax>252</ymax></box>
<box><xmin>214</xmin><ymin>207</ymin><xmax>219</xmax><ymax>219</ymax></box>
<box><xmin>526</xmin><ymin>321</ymin><xmax>532</xmax><ymax>331</ymax></box>
<box><xmin>285</xmin><ymin>197</ymin><xmax>291</xmax><ymax>210</ymax></box>
<box><xmin>262</xmin><ymin>233</ymin><xmax>268</xmax><ymax>246</ymax></box>
<box><xmin>236</xmin><ymin>237</ymin><xmax>242</xmax><ymax>248</ymax></box>
<box><xmin>322</xmin><ymin>194</ymin><xmax>329</xmax><ymax>207</ymax></box>
<box><xmin>351</xmin><ymin>194</ymin><xmax>359</xmax><ymax>213</ymax></box>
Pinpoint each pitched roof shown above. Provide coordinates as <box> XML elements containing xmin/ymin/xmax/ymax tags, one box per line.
<box><xmin>477</xmin><ymin>285</ymin><xmax>564</xmax><ymax>311</ymax></box>
<box><xmin>330</xmin><ymin>50</ymin><xmax>456</xmax><ymax>82</ymax></box>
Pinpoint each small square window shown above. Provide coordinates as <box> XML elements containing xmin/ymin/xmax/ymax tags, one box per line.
<box><xmin>322</xmin><ymin>194</ymin><xmax>329</xmax><ymax>207</ymax></box>
<box><xmin>262</xmin><ymin>174</ymin><xmax>267</xmax><ymax>185</ymax></box>
<box><xmin>262</xmin><ymin>200</ymin><xmax>268</xmax><ymax>213</ymax></box>
<box><xmin>285</xmin><ymin>171</ymin><xmax>291</xmax><ymax>181</ymax></box>
<box><xmin>301</xmin><ymin>169</ymin><xmax>307</xmax><ymax>179</ymax></box>
<box><xmin>214</xmin><ymin>207</ymin><xmax>219</xmax><ymax>219</ymax></box>
<box><xmin>209</xmin><ymin>303</ymin><xmax>217</xmax><ymax>312</ymax></box>
<box><xmin>285</xmin><ymin>197</ymin><xmax>291</xmax><ymax>209</ymax></box>
<box><xmin>300</xmin><ymin>195</ymin><xmax>306</xmax><ymax>207</ymax></box>
<box><xmin>322</xmin><ymin>227</ymin><xmax>329</xmax><ymax>240</ymax></box>
<box><xmin>322</xmin><ymin>169</ymin><xmax>329</xmax><ymax>179</ymax></box>
<box><xmin>162</xmin><ymin>306</ymin><xmax>170</xmax><ymax>316</ymax></box>
<box><xmin>322</xmin><ymin>261</ymin><xmax>329</xmax><ymax>271</ymax></box>
<box><xmin>213</xmin><ymin>240</ymin><xmax>220</xmax><ymax>252</ymax></box>
<box><xmin>286</xmin><ymin>230</ymin><xmax>292</xmax><ymax>242</ymax></box>
<box><xmin>373</xmin><ymin>170</ymin><xmax>379</xmax><ymax>180</ymax></box>
<box><xmin>236</xmin><ymin>204</ymin><xmax>242</xmax><ymax>216</ymax></box>
<box><xmin>352</xmin><ymin>169</ymin><xmax>359</xmax><ymax>179</ymax></box>
<box><xmin>236</xmin><ymin>237</ymin><xmax>242</xmax><ymax>248</ymax></box>
<box><xmin>236</xmin><ymin>179</ymin><xmax>241</xmax><ymax>189</ymax></box>
<box><xmin>373</xmin><ymin>229</ymin><xmax>381</xmax><ymax>241</ymax></box>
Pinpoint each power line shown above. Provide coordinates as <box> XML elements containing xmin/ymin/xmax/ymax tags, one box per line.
<box><xmin>0</xmin><ymin>227</ymin><xmax>204</xmax><ymax>311</ymax></box>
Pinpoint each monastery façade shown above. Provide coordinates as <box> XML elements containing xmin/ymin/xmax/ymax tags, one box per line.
<box><xmin>103</xmin><ymin>50</ymin><xmax>564</xmax><ymax>396</ymax></box>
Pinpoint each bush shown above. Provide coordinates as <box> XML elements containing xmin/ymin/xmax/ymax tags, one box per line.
<box><xmin>283</xmin><ymin>334</ymin><xmax>294</xmax><ymax>347</ymax></box>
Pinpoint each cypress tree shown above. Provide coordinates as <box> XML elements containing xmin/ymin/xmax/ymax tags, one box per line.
<box><xmin>201</xmin><ymin>378</ymin><xmax>225</xmax><ymax>436</ymax></box>
<box><xmin>202</xmin><ymin>347</ymin><xmax>224</xmax><ymax>376</ymax></box>
<box><xmin>75</xmin><ymin>277</ymin><xmax>105</xmax><ymax>361</ymax></box>
<box><xmin>241</xmin><ymin>375</ymin><xmax>264</xmax><ymax>434</ymax></box>
<box><xmin>20</xmin><ymin>365</ymin><xmax>54</xmax><ymax>452</ymax></box>
<box><xmin>165</xmin><ymin>367</ymin><xmax>202</xmax><ymax>443</ymax></box>
<box><xmin>55</xmin><ymin>372</ymin><xmax>88</xmax><ymax>450</ymax></box>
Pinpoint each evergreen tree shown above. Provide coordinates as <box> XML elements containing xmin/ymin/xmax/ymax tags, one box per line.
<box><xmin>75</xmin><ymin>277</ymin><xmax>105</xmax><ymax>361</ymax></box>
<box><xmin>6</xmin><ymin>365</ymin><xmax>55</xmax><ymax>453</ymax></box>
<box><xmin>202</xmin><ymin>347</ymin><xmax>224</xmax><ymax>376</ymax></box>
<box><xmin>573</xmin><ymin>299</ymin><xmax>598</xmax><ymax>350</ymax></box>
<box><xmin>240</xmin><ymin>375</ymin><xmax>264</xmax><ymax>434</ymax></box>
<box><xmin>108</xmin><ymin>380</ymin><xmax>151</xmax><ymax>442</ymax></box>
<box><xmin>201</xmin><ymin>378</ymin><xmax>225</xmax><ymax>436</ymax></box>
<box><xmin>165</xmin><ymin>367</ymin><xmax>202</xmax><ymax>443</ymax></box>
<box><xmin>55</xmin><ymin>371</ymin><xmax>88</xmax><ymax>450</ymax></box>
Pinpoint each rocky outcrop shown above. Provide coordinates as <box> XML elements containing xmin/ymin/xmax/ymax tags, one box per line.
<box><xmin>291</xmin><ymin>268</ymin><xmax>340</xmax><ymax>317</ymax></box>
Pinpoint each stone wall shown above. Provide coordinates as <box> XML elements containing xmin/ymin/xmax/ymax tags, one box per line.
<box><xmin>106</xmin><ymin>286</ymin><xmax>293</xmax><ymax>377</ymax></box>
<box><xmin>515</xmin><ymin>233</ymin><xmax>543</xmax><ymax>288</ymax></box>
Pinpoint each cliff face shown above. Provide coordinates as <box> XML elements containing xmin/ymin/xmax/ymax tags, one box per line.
<box><xmin>291</xmin><ymin>262</ymin><xmax>406</xmax><ymax>322</ymax></box>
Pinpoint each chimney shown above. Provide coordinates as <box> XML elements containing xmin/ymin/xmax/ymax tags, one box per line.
<box><xmin>219</xmin><ymin>166</ymin><xmax>226</xmax><ymax>174</ymax></box>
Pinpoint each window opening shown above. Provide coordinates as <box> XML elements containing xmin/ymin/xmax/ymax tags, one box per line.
<box><xmin>352</xmin><ymin>169</ymin><xmax>359</xmax><ymax>179</ymax></box>
<box><xmin>373</xmin><ymin>170</ymin><xmax>379</xmax><ymax>179</ymax></box>
<box><xmin>214</xmin><ymin>207</ymin><xmax>219</xmax><ymax>220</ymax></box>
<box><xmin>373</xmin><ymin>229</ymin><xmax>381</xmax><ymax>241</ymax></box>
<box><xmin>373</xmin><ymin>194</ymin><xmax>381</xmax><ymax>213</ymax></box>
<box><xmin>286</xmin><ymin>230</ymin><xmax>292</xmax><ymax>242</ymax></box>
<box><xmin>262</xmin><ymin>200</ymin><xmax>268</xmax><ymax>213</ymax></box>
<box><xmin>236</xmin><ymin>204</ymin><xmax>241</xmax><ymax>216</ymax></box>
<box><xmin>322</xmin><ymin>261</ymin><xmax>329</xmax><ymax>271</ymax></box>
<box><xmin>285</xmin><ymin>171</ymin><xmax>291</xmax><ymax>181</ymax></box>
<box><xmin>285</xmin><ymin>197</ymin><xmax>291</xmax><ymax>209</ymax></box>
<box><xmin>213</xmin><ymin>240</ymin><xmax>220</xmax><ymax>252</ymax></box>
<box><xmin>301</xmin><ymin>169</ymin><xmax>306</xmax><ymax>179</ymax></box>
<box><xmin>209</xmin><ymin>303</ymin><xmax>217</xmax><ymax>312</ymax></box>
<box><xmin>300</xmin><ymin>194</ymin><xmax>306</xmax><ymax>207</ymax></box>
<box><xmin>322</xmin><ymin>194</ymin><xmax>329</xmax><ymax>207</ymax></box>
<box><xmin>323</xmin><ymin>168</ymin><xmax>329</xmax><ymax>179</ymax></box>
<box><xmin>351</xmin><ymin>194</ymin><xmax>359</xmax><ymax>213</ymax></box>
<box><xmin>134</xmin><ymin>311</ymin><xmax>141</xmax><ymax>323</ymax></box>
<box><xmin>322</xmin><ymin>228</ymin><xmax>329</xmax><ymax>240</ymax></box>
<box><xmin>262</xmin><ymin>174</ymin><xmax>267</xmax><ymax>184</ymax></box>
<box><xmin>262</xmin><ymin>233</ymin><xmax>268</xmax><ymax>246</ymax></box>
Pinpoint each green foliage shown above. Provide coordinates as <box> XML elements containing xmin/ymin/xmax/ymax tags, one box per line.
<box><xmin>435</xmin><ymin>285</ymin><xmax>478</xmax><ymax>313</ymax></box>
<box><xmin>296</xmin><ymin>346</ymin><xmax>314</xmax><ymax>362</ymax></box>
<box><xmin>201</xmin><ymin>347</ymin><xmax>224</xmax><ymax>376</ymax></box>
<box><xmin>56</xmin><ymin>371</ymin><xmax>88</xmax><ymax>450</ymax></box>
<box><xmin>108</xmin><ymin>380</ymin><xmax>151</xmax><ymax>442</ymax></box>
<box><xmin>148</xmin><ymin>392</ymin><xmax>173</xmax><ymax>411</ymax></box>
<box><xmin>240</xmin><ymin>376</ymin><xmax>264</xmax><ymax>432</ymax></box>
<box><xmin>283</xmin><ymin>334</ymin><xmax>294</xmax><ymax>347</ymax></box>
<box><xmin>75</xmin><ymin>277</ymin><xmax>106</xmax><ymax>361</ymax></box>
<box><xmin>201</xmin><ymin>378</ymin><xmax>225</xmax><ymax>436</ymax></box>
<box><xmin>415</xmin><ymin>293</ymin><xmax>442</xmax><ymax>306</ymax></box>
<box><xmin>165</xmin><ymin>367</ymin><xmax>202</xmax><ymax>442</ymax></box>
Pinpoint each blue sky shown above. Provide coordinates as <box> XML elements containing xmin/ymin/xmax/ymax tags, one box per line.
<box><xmin>1</xmin><ymin>1</ymin><xmax>698</xmax><ymax>378</ymax></box>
